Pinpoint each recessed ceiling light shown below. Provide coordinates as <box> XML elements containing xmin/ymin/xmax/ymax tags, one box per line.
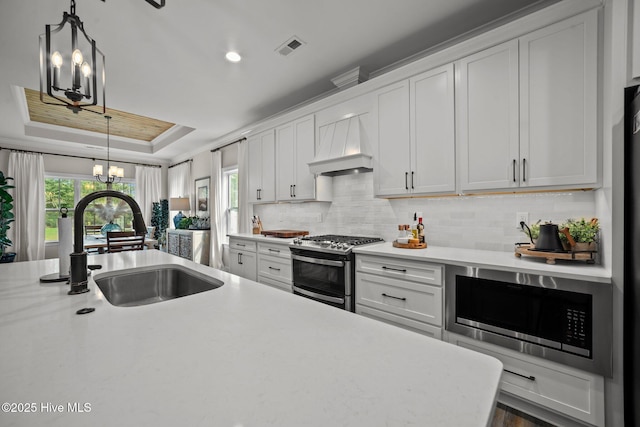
<box><xmin>225</xmin><ymin>51</ymin><xmax>242</xmax><ymax>63</ymax></box>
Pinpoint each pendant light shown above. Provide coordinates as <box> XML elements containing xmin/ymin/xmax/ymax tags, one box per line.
<box><xmin>39</xmin><ymin>0</ymin><xmax>106</xmax><ymax>115</ymax></box>
<box><xmin>94</xmin><ymin>115</ymin><xmax>123</xmax><ymax>187</ymax></box>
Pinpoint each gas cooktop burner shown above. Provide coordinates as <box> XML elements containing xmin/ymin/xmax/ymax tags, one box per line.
<box><xmin>302</xmin><ymin>235</ymin><xmax>384</xmax><ymax>245</ymax></box>
<box><xmin>291</xmin><ymin>234</ymin><xmax>384</xmax><ymax>253</ymax></box>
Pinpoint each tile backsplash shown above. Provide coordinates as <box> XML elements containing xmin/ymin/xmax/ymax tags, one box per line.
<box><xmin>252</xmin><ymin>173</ymin><xmax>596</xmax><ymax>252</ymax></box>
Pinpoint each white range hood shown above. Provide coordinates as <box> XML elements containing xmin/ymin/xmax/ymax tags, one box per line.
<box><xmin>308</xmin><ymin>114</ymin><xmax>373</xmax><ymax>176</ymax></box>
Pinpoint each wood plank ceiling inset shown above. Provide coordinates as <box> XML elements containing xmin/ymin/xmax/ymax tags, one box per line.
<box><xmin>24</xmin><ymin>88</ymin><xmax>175</xmax><ymax>142</ymax></box>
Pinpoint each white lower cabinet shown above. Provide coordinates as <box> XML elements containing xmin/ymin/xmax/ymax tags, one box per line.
<box><xmin>229</xmin><ymin>238</ymin><xmax>257</xmax><ymax>281</ymax></box>
<box><xmin>355</xmin><ymin>255</ymin><xmax>443</xmax><ymax>339</ymax></box>
<box><xmin>448</xmin><ymin>333</ymin><xmax>605</xmax><ymax>427</ymax></box>
<box><xmin>257</xmin><ymin>241</ymin><xmax>292</xmax><ymax>292</ymax></box>
<box><xmin>228</xmin><ymin>237</ymin><xmax>292</xmax><ymax>292</ymax></box>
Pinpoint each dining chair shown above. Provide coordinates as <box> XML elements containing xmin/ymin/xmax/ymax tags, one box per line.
<box><xmin>106</xmin><ymin>231</ymin><xmax>146</xmax><ymax>253</ymax></box>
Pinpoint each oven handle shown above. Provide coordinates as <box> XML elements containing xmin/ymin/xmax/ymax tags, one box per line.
<box><xmin>293</xmin><ymin>285</ymin><xmax>345</xmax><ymax>305</ymax></box>
<box><xmin>291</xmin><ymin>254</ymin><xmax>345</xmax><ymax>267</ymax></box>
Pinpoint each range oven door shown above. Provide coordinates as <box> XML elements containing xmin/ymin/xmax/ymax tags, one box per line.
<box><xmin>291</xmin><ymin>249</ymin><xmax>352</xmax><ymax>311</ymax></box>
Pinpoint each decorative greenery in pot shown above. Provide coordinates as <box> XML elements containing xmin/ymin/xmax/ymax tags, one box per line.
<box><xmin>0</xmin><ymin>171</ymin><xmax>16</xmax><ymax>263</ymax></box>
<box><xmin>151</xmin><ymin>199</ymin><xmax>169</xmax><ymax>247</ymax></box>
<box><xmin>520</xmin><ymin>220</ymin><xmax>541</xmax><ymax>244</ymax></box>
<box><xmin>560</xmin><ymin>217</ymin><xmax>599</xmax><ymax>251</ymax></box>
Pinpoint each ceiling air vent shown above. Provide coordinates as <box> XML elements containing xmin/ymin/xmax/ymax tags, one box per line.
<box><xmin>276</xmin><ymin>36</ymin><xmax>305</xmax><ymax>56</ymax></box>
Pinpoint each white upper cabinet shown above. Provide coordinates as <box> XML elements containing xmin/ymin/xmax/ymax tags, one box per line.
<box><xmin>276</xmin><ymin>115</ymin><xmax>318</xmax><ymax>201</ymax></box>
<box><xmin>457</xmin><ymin>40</ymin><xmax>520</xmax><ymax>191</ymax></box>
<box><xmin>457</xmin><ymin>10</ymin><xmax>598</xmax><ymax>192</ymax></box>
<box><xmin>519</xmin><ymin>11</ymin><xmax>598</xmax><ymax>188</ymax></box>
<box><xmin>248</xmin><ymin>129</ymin><xmax>276</xmax><ymax>203</ymax></box>
<box><xmin>410</xmin><ymin>64</ymin><xmax>456</xmax><ymax>194</ymax></box>
<box><xmin>372</xmin><ymin>80</ymin><xmax>411</xmax><ymax>197</ymax></box>
<box><xmin>372</xmin><ymin>63</ymin><xmax>455</xmax><ymax>197</ymax></box>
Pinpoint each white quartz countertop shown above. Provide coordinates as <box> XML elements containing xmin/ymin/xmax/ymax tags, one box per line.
<box><xmin>0</xmin><ymin>251</ymin><xmax>502</xmax><ymax>427</ymax></box>
<box><xmin>354</xmin><ymin>243</ymin><xmax>611</xmax><ymax>283</ymax></box>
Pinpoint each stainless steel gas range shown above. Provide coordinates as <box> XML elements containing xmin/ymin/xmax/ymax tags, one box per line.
<box><xmin>290</xmin><ymin>235</ymin><xmax>384</xmax><ymax>311</ymax></box>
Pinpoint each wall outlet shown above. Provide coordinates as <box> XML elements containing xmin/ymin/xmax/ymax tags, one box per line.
<box><xmin>516</xmin><ymin>212</ymin><xmax>529</xmax><ymax>229</ymax></box>
<box><xmin>316</xmin><ymin>213</ymin><xmax>323</xmax><ymax>223</ymax></box>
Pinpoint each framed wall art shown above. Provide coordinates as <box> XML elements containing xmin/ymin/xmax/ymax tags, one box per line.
<box><xmin>195</xmin><ymin>176</ymin><xmax>210</xmax><ymax>214</ymax></box>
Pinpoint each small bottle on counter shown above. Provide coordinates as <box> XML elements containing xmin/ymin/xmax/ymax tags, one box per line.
<box><xmin>417</xmin><ymin>216</ymin><xmax>425</xmax><ymax>244</ymax></box>
<box><xmin>411</xmin><ymin>213</ymin><xmax>418</xmax><ymax>239</ymax></box>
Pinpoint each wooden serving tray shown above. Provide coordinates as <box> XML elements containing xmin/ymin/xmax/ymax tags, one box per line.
<box><xmin>514</xmin><ymin>244</ymin><xmax>596</xmax><ymax>264</ymax></box>
<box><xmin>261</xmin><ymin>230</ymin><xmax>309</xmax><ymax>238</ymax></box>
<box><xmin>393</xmin><ymin>241</ymin><xmax>427</xmax><ymax>249</ymax></box>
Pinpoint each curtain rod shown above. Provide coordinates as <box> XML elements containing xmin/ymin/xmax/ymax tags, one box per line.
<box><xmin>168</xmin><ymin>158</ymin><xmax>192</xmax><ymax>169</ymax></box>
<box><xmin>0</xmin><ymin>147</ymin><xmax>162</xmax><ymax>168</ymax></box>
<box><xmin>210</xmin><ymin>137</ymin><xmax>246</xmax><ymax>153</ymax></box>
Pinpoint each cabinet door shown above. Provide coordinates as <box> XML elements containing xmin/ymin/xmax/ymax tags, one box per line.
<box><xmin>247</xmin><ymin>134</ymin><xmax>263</xmax><ymax>203</ymax></box>
<box><xmin>410</xmin><ymin>64</ymin><xmax>456</xmax><ymax>194</ymax></box>
<box><xmin>248</xmin><ymin>130</ymin><xmax>276</xmax><ymax>203</ymax></box>
<box><xmin>372</xmin><ymin>80</ymin><xmax>411</xmax><ymax>197</ymax></box>
<box><xmin>179</xmin><ymin>234</ymin><xmax>193</xmax><ymax>260</ymax></box>
<box><xmin>519</xmin><ymin>11</ymin><xmax>598</xmax><ymax>188</ymax></box>
<box><xmin>229</xmin><ymin>249</ymin><xmax>257</xmax><ymax>281</ymax></box>
<box><xmin>457</xmin><ymin>40</ymin><xmax>520</xmax><ymax>191</ymax></box>
<box><xmin>167</xmin><ymin>232</ymin><xmax>179</xmax><ymax>256</ymax></box>
<box><xmin>292</xmin><ymin>115</ymin><xmax>316</xmax><ymax>200</ymax></box>
<box><xmin>275</xmin><ymin>122</ymin><xmax>295</xmax><ymax>201</ymax></box>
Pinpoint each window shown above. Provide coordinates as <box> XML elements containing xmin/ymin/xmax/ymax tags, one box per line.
<box><xmin>222</xmin><ymin>168</ymin><xmax>238</xmax><ymax>242</ymax></box>
<box><xmin>45</xmin><ymin>176</ymin><xmax>135</xmax><ymax>242</ymax></box>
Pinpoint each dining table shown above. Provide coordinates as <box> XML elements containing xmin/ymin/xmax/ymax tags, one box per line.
<box><xmin>84</xmin><ymin>234</ymin><xmax>157</xmax><ymax>254</ymax></box>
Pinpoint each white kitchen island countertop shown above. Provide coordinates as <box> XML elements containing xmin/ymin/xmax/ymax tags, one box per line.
<box><xmin>0</xmin><ymin>250</ymin><xmax>502</xmax><ymax>427</ymax></box>
<box><xmin>354</xmin><ymin>243</ymin><xmax>611</xmax><ymax>283</ymax></box>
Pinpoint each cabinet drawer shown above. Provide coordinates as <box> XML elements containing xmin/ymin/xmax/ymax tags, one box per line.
<box><xmin>257</xmin><ymin>255</ymin><xmax>292</xmax><ymax>283</ymax></box>
<box><xmin>356</xmin><ymin>272</ymin><xmax>442</xmax><ymax>326</ymax></box>
<box><xmin>356</xmin><ymin>255</ymin><xmax>442</xmax><ymax>286</ymax></box>
<box><xmin>450</xmin><ymin>334</ymin><xmax>604</xmax><ymax>427</ymax></box>
<box><xmin>229</xmin><ymin>239</ymin><xmax>257</xmax><ymax>252</ymax></box>
<box><xmin>357</xmin><ymin>305</ymin><xmax>442</xmax><ymax>339</ymax></box>
<box><xmin>258</xmin><ymin>275</ymin><xmax>292</xmax><ymax>293</ymax></box>
<box><xmin>257</xmin><ymin>242</ymin><xmax>291</xmax><ymax>259</ymax></box>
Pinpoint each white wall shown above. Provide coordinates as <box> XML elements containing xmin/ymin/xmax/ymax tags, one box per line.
<box><xmin>253</xmin><ymin>173</ymin><xmax>597</xmax><ymax>251</ymax></box>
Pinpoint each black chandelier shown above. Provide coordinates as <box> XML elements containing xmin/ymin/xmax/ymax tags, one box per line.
<box><xmin>39</xmin><ymin>0</ymin><xmax>106</xmax><ymax>115</ymax></box>
<box><xmin>93</xmin><ymin>115</ymin><xmax>123</xmax><ymax>187</ymax></box>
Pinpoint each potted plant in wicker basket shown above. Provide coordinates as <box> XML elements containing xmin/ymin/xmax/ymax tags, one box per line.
<box><xmin>0</xmin><ymin>171</ymin><xmax>16</xmax><ymax>263</ymax></box>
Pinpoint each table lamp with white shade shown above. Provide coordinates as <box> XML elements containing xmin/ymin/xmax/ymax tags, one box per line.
<box><xmin>170</xmin><ymin>197</ymin><xmax>190</xmax><ymax>228</ymax></box>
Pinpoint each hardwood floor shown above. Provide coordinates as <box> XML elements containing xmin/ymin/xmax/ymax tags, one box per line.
<box><xmin>492</xmin><ymin>403</ymin><xmax>556</xmax><ymax>427</ymax></box>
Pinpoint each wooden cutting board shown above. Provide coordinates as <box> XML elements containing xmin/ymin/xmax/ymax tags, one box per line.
<box><xmin>261</xmin><ymin>230</ymin><xmax>309</xmax><ymax>238</ymax></box>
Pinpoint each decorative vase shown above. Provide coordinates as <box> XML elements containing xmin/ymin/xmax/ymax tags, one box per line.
<box><xmin>0</xmin><ymin>252</ymin><xmax>16</xmax><ymax>263</ymax></box>
<box><xmin>173</xmin><ymin>211</ymin><xmax>184</xmax><ymax>229</ymax></box>
<box><xmin>101</xmin><ymin>221</ymin><xmax>122</xmax><ymax>236</ymax></box>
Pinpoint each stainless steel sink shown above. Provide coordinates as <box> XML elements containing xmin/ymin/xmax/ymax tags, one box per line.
<box><xmin>94</xmin><ymin>264</ymin><xmax>223</xmax><ymax>307</ymax></box>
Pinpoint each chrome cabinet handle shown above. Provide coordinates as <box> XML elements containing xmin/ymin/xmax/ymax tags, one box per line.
<box><xmin>238</xmin><ymin>252</ymin><xmax>243</xmax><ymax>265</ymax></box>
<box><xmin>257</xmin><ymin>189</ymin><xmax>262</xmax><ymax>200</ymax></box>
<box><xmin>268</xmin><ymin>248</ymin><xmax>280</xmax><ymax>253</ymax></box>
<box><xmin>290</xmin><ymin>184</ymin><xmax>293</xmax><ymax>197</ymax></box>
<box><xmin>381</xmin><ymin>266</ymin><xmax>407</xmax><ymax>273</ymax></box>
<box><xmin>236</xmin><ymin>243</ymin><xmax>246</xmax><ymax>247</ymax></box>
<box><xmin>405</xmin><ymin>172</ymin><xmax>409</xmax><ymax>190</ymax></box>
<box><xmin>411</xmin><ymin>171</ymin><xmax>414</xmax><ymax>189</ymax></box>
<box><xmin>293</xmin><ymin>184</ymin><xmax>296</xmax><ymax>197</ymax></box>
<box><xmin>382</xmin><ymin>293</ymin><xmax>406</xmax><ymax>301</ymax></box>
<box><xmin>513</xmin><ymin>159</ymin><xmax>516</xmax><ymax>182</ymax></box>
<box><xmin>522</xmin><ymin>158</ymin><xmax>527</xmax><ymax>182</ymax></box>
<box><xmin>268</xmin><ymin>266</ymin><xmax>281</xmax><ymax>271</ymax></box>
<box><xmin>504</xmin><ymin>369</ymin><xmax>535</xmax><ymax>381</ymax></box>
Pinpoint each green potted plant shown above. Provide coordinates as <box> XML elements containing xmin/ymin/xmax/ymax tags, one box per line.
<box><xmin>0</xmin><ymin>171</ymin><xmax>16</xmax><ymax>263</ymax></box>
<box><xmin>560</xmin><ymin>218</ymin><xmax>599</xmax><ymax>252</ymax></box>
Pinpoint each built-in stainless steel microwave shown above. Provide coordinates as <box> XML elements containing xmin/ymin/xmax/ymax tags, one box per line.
<box><xmin>445</xmin><ymin>265</ymin><xmax>612</xmax><ymax>376</ymax></box>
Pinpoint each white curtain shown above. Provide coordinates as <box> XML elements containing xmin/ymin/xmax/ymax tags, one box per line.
<box><xmin>134</xmin><ymin>166</ymin><xmax>162</xmax><ymax>227</ymax></box>
<box><xmin>8</xmin><ymin>152</ymin><xmax>45</xmax><ymax>261</ymax></box>
<box><xmin>210</xmin><ymin>151</ymin><xmax>223</xmax><ymax>269</ymax></box>
<box><xmin>237</xmin><ymin>139</ymin><xmax>251</xmax><ymax>233</ymax></box>
<box><xmin>167</xmin><ymin>161</ymin><xmax>192</xmax><ymax>228</ymax></box>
